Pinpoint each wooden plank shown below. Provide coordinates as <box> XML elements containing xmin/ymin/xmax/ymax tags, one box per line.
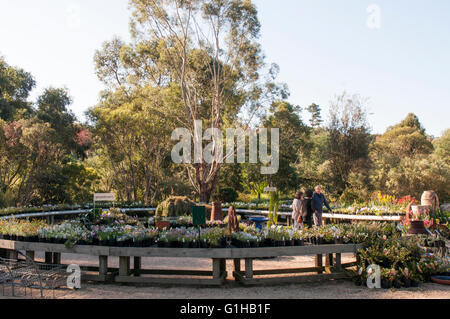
<box><xmin>0</xmin><ymin>240</ymin><xmax>110</xmax><ymax>256</ymax></box>
<box><xmin>0</xmin><ymin>240</ymin><xmax>362</xmax><ymax>260</ymax></box>
<box><xmin>253</xmin><ymin>266</ymin><xmax>325</xmax><ymax>275</ymax></box>
<box><xmin>229</xmin><ymin>244</ymin><xmax>362</xmax><ymax>259</ymax></box>
<box><xmin>109</xmin><ymin>247</ymin><xmax>232</xmax><ymax>258</ymax></box>
<box><xmin>245</xmin><ymin>259</ymin><xmax>253</xmax><ymax>279</ymax></box>
<box><xmin>322</xmin><ymin>213</ymin><xmax>402</xmax><ymax>222</ymax></box>
<box><xmin>61</xmin><ymin>265</ymin><xmax>212</xmax><ymax>277</ymax></box>
<box><xmin>235</xmin><ymin>273</ymin><xmax>349</xmax><ymax>286</ymax></box>
<box><xmin>82</xmin><ymin>273</ymin><xmax>115</xmax><ymax>282</ymax></box>
<box><xmin>114</xmin><ymin>276</ymin><xmax>224</xmax><ymax>286</ymax></box>
<box><xmin>135</xmin><ymin>269</ymin><xmax>213</xmax><ymax>276</ymax></box>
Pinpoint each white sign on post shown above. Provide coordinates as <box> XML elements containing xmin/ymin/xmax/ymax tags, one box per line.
<box><xmin>264</xmin><ymin>187</ymin><xmax>277</xmax><ymax>193</ymax></box>
<box><xmin>94</xmin><ymin>193</ymin><xmax>116</xmax><ymax>202</ymax></box>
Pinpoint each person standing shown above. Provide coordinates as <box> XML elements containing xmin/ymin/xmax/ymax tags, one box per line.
<box><xmin>303</xmin><ymin>189</ymin><xmax>314</xmax><ymax>228</ymax></box>
<box><xmin>292</xmin><ymin>192</ymin><xmax>304</xmax><ymax>229</ymax></box>
<box><xmin>312</xmin><ymin>186</ymin><xmax>333</xmax><ymax>226</ymax></box>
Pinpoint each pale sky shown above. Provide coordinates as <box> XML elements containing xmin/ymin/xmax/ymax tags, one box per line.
<box><xmin>1</xmin><ymin>0</ymin><xmax>449</xmax><ymax>137</ymax></box>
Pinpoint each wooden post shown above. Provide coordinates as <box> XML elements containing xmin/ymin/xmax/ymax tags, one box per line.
<box><xmin>119</xmin><ymin>256</ymin><xmax>130</xmax><ymax>277</ymax></box>
<box><xmin>234</xmin><ymin>259</ymin><xmax>241</xmax><ymax>273</ymax></box>
<box><xmin>25</xmin><ymin>251</ymin><xmax>35</xmax><ymax>261</ymax></box>
<box><xmin>315</xmin><ymin>254</ymin><xmax>323</xmax><ymax>274</ymax></box>
<box><xmin>53</xmin><ymin>252</ymin><xmax>61</xmax><ymax>265</ymax></box>
<box><xmin>334</xmin><ymin>253</ymin><xmax>342</xmax><ymax>271</ymax></box>
<box><xmin>99</xmin><ymin>256</ymin><xmax>108</xmax><ymax>278</ymax></box>
<box><xmin>212</xmin><ymin>259</ymin><xmax>222</xmax><ymax>279</ymax></box>
<box><xmin>245</xmin><ymin>258</ymin><xmax>253</xmax><ymax>279</ymax></box>
<box><xmin>134</xmin><ymin>257</ymin><xmax>142</xmax><ymax>277</ymax></box>
<box><xmin>220</xmin><ymin>259</ymin><xmax>226</xmax><ymax>279</ymax></box>
<box><xmin>325</xmin><ymin>253</ymin><xmax>333</xmax><ymax>273</ymax></box>
<box><xmin>45</xmin><ymin>252</ymin><xmax>53</xmax><ymax>264</ymax></box>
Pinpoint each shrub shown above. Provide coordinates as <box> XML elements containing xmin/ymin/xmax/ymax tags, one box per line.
<box><xmin>156</xmin><ymin>196</ymin><xmax>195</xmax><ymax>218</ymax></box>
<box><xmin>215</xmin><ymin>187</ymin><xmax>238</xmax><ymax>203</ymax></box>
<box><xmin>339</xmin><ymin>188</ymin><xmax>366</xmax><ymax>206</ymax></box>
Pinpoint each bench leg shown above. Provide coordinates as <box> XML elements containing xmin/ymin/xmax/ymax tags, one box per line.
<box><xmin>212</xmin><ymin>259</ymin><xmax>222</xmax><ymax>280</ymax></box>
<box><xmin>234</xmin><ymin>259</ymin><xmax>241</xmax><ymax>273</ymax></box>
<box><xmin>334</xmin><ymin>253</ymin><xmax>342</xmax><ymax>271</ymax></box>
<box><xmin>99</xmin><ymin>256</ymin><xmax>108</xmax><ymax>279</ymax></box>
<box><xmin>53</xmin><ymin>252</ymin><xmax>61</xmax><ymax>265</ymax></box>
<box><xmin>245</xmin><ymin>258</ymin><xmax>254</xmax><ymax>279</ymax></box>
<box><xmin>45</xmin><ymin>252</ymin><xmax>53</xmax><ymax>264</ymax></box>
<box><xmin>315</xmin><ymin>254</ymin><xmax>323</xmax><ymax>274</ymax></box>
<box><xmin>134</xmin><ymin>257</ymin><xmax>142</xmax><ymax>277</ymax></box>
<box><xmin>325</xmin><ymin>253</ymin><xmax>333</xmax><ymax>273</ymax></box>
<box><xmin>119</xmin><ymin>256</ymin><xmax>130</xmax><ymax>277</ymax></box>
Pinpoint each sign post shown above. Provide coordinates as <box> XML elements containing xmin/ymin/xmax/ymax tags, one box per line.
<box><xmin>193</xmin><ymin>206</ymin><xmax>206</xmax><ymax>248</ymax></box>
<box><xmin>93</xmin><ymin>193</ymin><xmax>116</xmax><ymax>210</ymax></box>
<box><xmin>264</xmin><ymin>187</ymin><xmax>277</xmax><ymax>193</ymax></box>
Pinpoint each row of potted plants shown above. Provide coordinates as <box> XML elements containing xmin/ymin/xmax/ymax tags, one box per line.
<box><xmin>147</xmin><ymin>216</ymin><xmax>228</xmax><ymax>229</ymax></box>
<box><xmin>0</xmin><ymin>203</ymin><xmax>155</xmax><ymax>217</ymax></box>
<box><xmin>353</xmin><ymin>235</ymin><xmax>449</xmax><ymax>288</ymax></box>
<box><xmin>0</xmin><ymin>219</ymin><xmax>47</xmax><ymax>242</ymax></box>
<box><xmin>1</xmin><ymin>219</ymin><xmax>386</xmax><ymax>248</ymax></box>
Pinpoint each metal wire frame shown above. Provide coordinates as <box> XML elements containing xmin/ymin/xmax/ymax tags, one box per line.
<box><xmin>0</xmin><ymin>251</ymin><xmax>70</xmax><ymax>298</ymax></box>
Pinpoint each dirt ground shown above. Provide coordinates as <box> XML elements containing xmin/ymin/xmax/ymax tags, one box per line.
<box><xmin>1</xmin><ymin>252</ymin><xmax>449</xmax><ymax>299</ymax></box>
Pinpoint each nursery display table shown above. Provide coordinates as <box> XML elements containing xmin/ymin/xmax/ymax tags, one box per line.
<box><xmin>0</xmin><ymin>239</ymin><xmax>362</xmax><ymax>286</ymax></box>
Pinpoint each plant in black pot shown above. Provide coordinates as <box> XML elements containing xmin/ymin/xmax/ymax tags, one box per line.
<box><xmin>292</xmin><ymin>231</ymin><xmax>304</xmax><ymax>247</ymax></box>
<box><xmin>400</xmin><ymin>267</ymin><xmax>414</xmax><ymax>288</ymax></box>
<box><xmin>98</xmin><ymin>232</ymin><xmax>110</xmax><ymax>246</ymax></box>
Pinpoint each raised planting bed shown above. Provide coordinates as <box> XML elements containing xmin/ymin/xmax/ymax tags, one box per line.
<box><xmin>0</xmin><ymin>239</ymin><xmax>362</xmax><ymax>287</ymax></box>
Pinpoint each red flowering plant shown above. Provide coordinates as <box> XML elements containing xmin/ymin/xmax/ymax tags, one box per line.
<box><xmin>395</xmin><ymin>195</ymin><xmax>417</xmax><ymax>206</ymax></box>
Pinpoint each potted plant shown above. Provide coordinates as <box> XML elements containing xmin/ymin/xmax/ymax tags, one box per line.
<box><xmin>155</xmin><ymin>216</ymin><xmax>171</xmax><ymax>230</ymax></box>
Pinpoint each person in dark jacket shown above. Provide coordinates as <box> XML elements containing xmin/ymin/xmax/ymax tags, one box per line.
<box><xmin>312</xmin><ymin>185</ymin><xmax>333</xmax><ymax>226</ymax></box>
<box><xmin>302</xmin><ymin>189</ymin><xmax>314</xmax><ymax>228</ymax></box>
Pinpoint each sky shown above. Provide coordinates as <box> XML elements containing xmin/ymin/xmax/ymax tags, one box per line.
<box><xmin>0</xmin><ymin>0</ymin><xmax>449</xmax><ymax>137</ymax></box>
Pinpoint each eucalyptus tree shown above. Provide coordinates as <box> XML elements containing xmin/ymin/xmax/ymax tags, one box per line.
<box><xmin>124</xmin><ymin>0</ymin><xmax>285</xmax><ymax>202</ymax></box>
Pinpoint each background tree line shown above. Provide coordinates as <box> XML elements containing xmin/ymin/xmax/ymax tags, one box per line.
<box><xmin>1</xmin><ymin>0</ymin><xmax>448</xmax><ymax>207</ymax></box>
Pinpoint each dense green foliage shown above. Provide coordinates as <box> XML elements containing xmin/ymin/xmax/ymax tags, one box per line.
<box><xmin>0</xmin><ymin>1</ymin><xmax>448</xmax><ymax>208</ymax></box>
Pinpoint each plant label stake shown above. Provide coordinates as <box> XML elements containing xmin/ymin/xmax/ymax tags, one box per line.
<box><xmin>193</xmin><ymin>206</ymin><xmax>206</xmax><ymax>248</ymax></box>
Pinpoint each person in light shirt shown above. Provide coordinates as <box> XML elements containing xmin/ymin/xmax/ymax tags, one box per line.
<box><xmin>292</xmin><ymin>191</ymin><xmax>304</xmax><ymax>229</ymax></box>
